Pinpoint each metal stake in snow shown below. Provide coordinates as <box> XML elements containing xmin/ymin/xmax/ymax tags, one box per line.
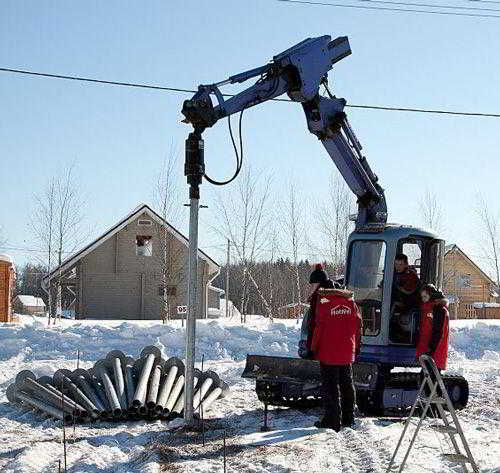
<box><xmin>183</xmin><ymin>129</ymin><xmax>205</xmax><ymax>425</ymax></box>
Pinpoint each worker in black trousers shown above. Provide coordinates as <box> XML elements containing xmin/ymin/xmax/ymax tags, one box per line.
<box><xmin>310</xmin><ymin>286</ymin><xmax>362</xmax><ymax>431</ymax></box>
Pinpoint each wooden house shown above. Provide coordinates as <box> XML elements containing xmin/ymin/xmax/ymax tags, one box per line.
<box><xmin>277</xmin><ymin>302</ymin><xmax>310</xmax><ymax>319</ymax></box>
<box><xmin>13</xmin><ymin>295</ymin><xmax>46</xmax><ymax>315</ymax></box>
<box><xmin>443</xmin><ymin>244</ymin><xmax>499</xmax><ymax>319</ymax></box>
<box><xmin>42</xmin><ymin>204</ymin><xmax>223</xmax><ymax>320</ymax></box>
<box><xmin>0</xmin><ymin>254</ymin><xmax>15</xmax><ymax>323</ymax></box>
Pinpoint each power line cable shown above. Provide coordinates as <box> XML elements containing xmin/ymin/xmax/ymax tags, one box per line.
<box><xmin>1</xmin><ymin>67</ymin><xmax>500</xmax><ymax>118</ymax></box>
<box><xmin>0</xmin><ymin>68</ymin><xmax>196</xmax><ymax>94</ymax></box>
<box><xmin>276</xmin><ymin>0</ymin><xmax>500</xmax><ymax>18</ymax></box>
<box><xmin>346</xmin><ymin>103</ymin><xmax>500</xmax><ymax>117</ymax></box>
<box><xmin>468</xmin><ymin>0</ymin><xmax>500</xmax><ymax>4</ymax></box>
<box><xmin>358</xmin><ymin>0</ymin><xmax>500</xmax><ymax>12</ymax></box>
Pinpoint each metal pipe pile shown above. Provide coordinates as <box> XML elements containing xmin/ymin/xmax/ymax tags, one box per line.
<box><xmin>6</xmin><ymin>345</ymin><xmax>229</xmax><ymax>424</ymax></box>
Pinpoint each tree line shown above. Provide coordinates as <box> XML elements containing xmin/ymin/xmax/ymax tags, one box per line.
<box><xmin>213</xmin><ymin>259</ymin><xmax>343</xmax><ymax>320</ymax></box>
<box><xmin>6</xmin><ymin>152</ymin><xmax>500</xmax><ymax>321</ymax></box>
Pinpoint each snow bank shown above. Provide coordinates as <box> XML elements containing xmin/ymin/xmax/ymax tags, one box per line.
<box><xmin>0</xmin><ymin>314</ymin><xmax>297</xmax><ymax>373</ymax></box>
<box><xmin>219</xmin><ymin>298</ymin><xmax>242</xmax><ymax>320</ymax></box>
<box><xmin>1</xmin><ymin>316</ymin><xmax>498</xmax><ymax>373</ymax></box>
<box><xmin>449</xmin><ymin>321</ymin><xmax>500</xmax><ymax>360</ymax></box>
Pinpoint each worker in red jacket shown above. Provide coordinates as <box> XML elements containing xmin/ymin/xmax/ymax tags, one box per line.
<box><xmin>416</xmin><ymin>284</ymin><xmax>450</xmax><ymax>371</ymax></box>
<box><xmin>311</xmin><ymin>288</ymin><xmax>362</xmax><ymax>431</ymax></box>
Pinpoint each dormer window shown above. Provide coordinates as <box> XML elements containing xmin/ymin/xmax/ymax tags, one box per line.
<box><xmin>136</xmin><ymin>235</ymin><xmax>152</xmax><ymax>256</ymax></box>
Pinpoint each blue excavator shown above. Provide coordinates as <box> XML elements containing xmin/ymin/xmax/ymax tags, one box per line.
<box><xmin>181</xmin><ymin>35</ymin><xmax>469</xmax><ymax>415</ymax></box>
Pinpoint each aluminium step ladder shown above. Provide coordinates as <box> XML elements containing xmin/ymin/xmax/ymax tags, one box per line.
<box><xmin>386</xmin><ymin>355</ymin><xmax>479</xmax><ymax>473</ymax></box>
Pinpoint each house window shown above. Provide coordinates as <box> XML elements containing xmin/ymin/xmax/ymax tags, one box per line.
<box><xmin>457</xmin><ymin>274</ymin><xmax>472</xmax><ymax>289</ymax></box>
<box><xmin>167</xmin><ymin>285</ymin><xmax>177</xmax><ymax>296</ymax></box>
<box><xmin>138</xmin><ymin>219</ymin><xmax>152</xmax><ymax>226</ymax></box>
<box><xmin>136</xmin><ymin>235</ymin><xmax>152</xmax><ymax>256</ymax></box>
<box><xmin>158</xmin><ymin>285</ymin><xmax>177</xmax><ymax>296</ymax></box>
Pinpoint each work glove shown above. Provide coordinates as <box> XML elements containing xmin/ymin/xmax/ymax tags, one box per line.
<box><xmin>298</xmin><ymin>340</ymin><xmax>313</xmax><ymax>360</ymax></box>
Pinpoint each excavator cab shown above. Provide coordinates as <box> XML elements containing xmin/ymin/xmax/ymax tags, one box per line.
<box><xmin>347</xmin><ymin>224</ymin><xmax>444</xmax><ymax>367</ymax></box>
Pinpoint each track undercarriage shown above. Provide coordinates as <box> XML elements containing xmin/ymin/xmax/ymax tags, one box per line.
<box><xmin>242</xmin><ymin>355</ymin><xmax>469</xmax><ymax>416</ymax></box>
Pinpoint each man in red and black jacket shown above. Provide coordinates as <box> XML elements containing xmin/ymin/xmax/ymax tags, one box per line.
<box><xmin>311</xmin><ymin>288</ymin><xmax>362</xmax><ymax>431</ymax></box>
<box><xmin>393</xmin><ymin>253</ymin><xmax>420</xmax><ymax>311</ymax></box>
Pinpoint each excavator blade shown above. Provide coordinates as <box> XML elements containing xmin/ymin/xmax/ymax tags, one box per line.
<box><xmin>242</xmin><ymin>355</ymin><xmax>321</xmax><ymax>383</ymax></box>
<box><xmin>242</xmin><ymin>355</ymin><xmax>323</xmax><ymax>407</ymax></box>
<box><xmin>242</xmin><ymin>355</ymin><xmax>381</xmax><ymax>409</ymax></box>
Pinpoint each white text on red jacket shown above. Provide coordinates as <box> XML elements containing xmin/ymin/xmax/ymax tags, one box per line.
<box><xmin>330</xmin><ymin>305</ymin><xmax>352</xmax><ymax>316</ymax></box>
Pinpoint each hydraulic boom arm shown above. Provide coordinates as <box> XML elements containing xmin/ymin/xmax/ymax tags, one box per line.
<box><xmin>182</xmin><ymin>35</ymin><xmax>387</xmax><ymax>228</ymax></box>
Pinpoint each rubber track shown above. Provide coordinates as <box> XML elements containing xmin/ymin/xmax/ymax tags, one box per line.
<box><xmin>255</xmin><ymin>373</ymin><xmax>469</xmax><ymax>413</ymax></box>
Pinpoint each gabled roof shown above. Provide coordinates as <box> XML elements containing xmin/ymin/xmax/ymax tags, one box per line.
<box><xmin>15</xmin><ymin>295</ymin><xmax>45</xmax><ymax>307</ymax></box>
<box><xmin>208</xmin><ymin>286</ymin><xmax>225</xmax><ymax>294</ymax></box>
<box><xmin>43</xmin><ymin>203</ymin><xmax>219</xmax><ymax>284</ymax></box>
<box><xmin>444</xmin><ymin>244</ymin><xmax>496</xmax><ymax>287</ymax></box>
<box><xmin>0</xmin><ymin>254</ymin><xmax>14</xmax><ymax>264</ymax></box>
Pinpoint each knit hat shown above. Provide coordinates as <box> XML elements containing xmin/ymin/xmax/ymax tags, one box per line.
<box><xmin>421</xmin><ymin>283</ymin><xmax>445</xmax><ymax>300</ymax></box>
<box><xmin>310</xmin><ymin>264</ymin><xmax>328</xmax><ymax>284</ymax></box>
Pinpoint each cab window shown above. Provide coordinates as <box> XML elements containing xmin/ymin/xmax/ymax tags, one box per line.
<box><xmin>347</xmin><ymin>240</ymin><xmax>386</xmax><ymax>336</ymax></box>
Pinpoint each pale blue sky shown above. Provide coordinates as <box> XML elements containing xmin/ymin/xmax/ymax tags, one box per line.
<box><xmin>1</xmin><ymin>0</ymin><xmax>499</xmax><ymax>273</ymax></box>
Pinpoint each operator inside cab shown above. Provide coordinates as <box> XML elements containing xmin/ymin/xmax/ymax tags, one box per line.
<box><xmin>390</xmin><ymin>253</ymin><xmax>420</xmax><ymax>342</ymax></box>
<box><xmin>392</xmin><ymin>253</ymin><xmax>420</xmax><ymax>309</ymax></box>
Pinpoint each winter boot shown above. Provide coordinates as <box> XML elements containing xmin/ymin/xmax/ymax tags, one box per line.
<box><xmin>342</xmin><ymin>416</ymin><xmax>355</xmax><ymax>428</ymax></box>
<box><xmin>341</xmin><ymin>420</ymin><xmax>355</xmax><ymax>429</ymax></box>
<box><xmin>314</xmin><ymin>418</ymin><xmax>340</xmax><ymax>432</ymax></box>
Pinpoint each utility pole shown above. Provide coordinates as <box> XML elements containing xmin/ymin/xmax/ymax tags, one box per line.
<box><xmin>225</xmin><ymin>239</ymin><xmax>230</xmax><ymax>318</ymax></box>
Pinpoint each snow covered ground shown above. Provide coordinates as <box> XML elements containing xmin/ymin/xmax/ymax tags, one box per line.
<box><xmin>0</xmin><ymin>314</ymin><xmax>499</xmax><ymax>472</ymax></box>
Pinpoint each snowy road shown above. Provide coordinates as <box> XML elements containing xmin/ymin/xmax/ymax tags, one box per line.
<box><xmin>0</xmin><ymin>315</ymin><xmax>499</xmax><ymax>472</ymax></box>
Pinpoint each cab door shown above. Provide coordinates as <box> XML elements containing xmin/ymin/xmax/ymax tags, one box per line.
<box><xmin>389</xmin><ymin>237</ymin><xmax>444</xmax><ymax>345</ymax></box>
<box><xmin>346</xmin><ymin>238</ymin><xmax>387</xmax><ymax>346</ymax></box>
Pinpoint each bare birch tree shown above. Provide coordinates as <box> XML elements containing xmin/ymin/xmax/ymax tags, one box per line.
<box><xmin>418</xmin><ymin>189</ymin><xmax>444</xmax><ymax>234</ymax></box>
<box><xmin>266</xmin><ymin>229</ymin><xmax>280</xmax><ymax>316</ymax></box>
<box><xmin>30</xmin><ymin>177</ymin><xmax>57</xmax><ymax>324</ymax></box>
<box><xmin>31</xmin><ymin>165</ymin><xmax>87</xmax><ymax>324</ymax></box>
<box><xmin>54</xmin><ymin>166</ymin><xmax>86</xmax><ymax>266</ymax></box>
<box><xmin>212</xmin><ymin>165</ymin><xmax>274</xmax><ymax>321</ymax></box>
<box><xmin>280</xmin><ymin>181</ymin><xmax>304</xmax><ymax>309</ymax></box>
<box><xmin>152</xmin><ymin>149</ymin><xmax>184</xmax><ymax>322</ymax></box>
<box><xmin>475</xmin><ymin>193</ymin><xmax>500</xmax><ymax>287</ymax></box>
<box><xmin>313</xmin><ymin>173</ymin><xmax>354</xmax><ymax>277</ymax></box>
<box><xmin>31</xmin><ymin>177</ymin><xmax>57</xmax><ymax>270</ymax></box>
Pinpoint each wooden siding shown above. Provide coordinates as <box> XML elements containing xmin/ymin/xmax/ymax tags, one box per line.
<box><xmin>277</xmin><ymin>304</ymin><xmax>310</xmax><ymax>319</ymax></box>
<box><xmin>208</xmin><ymin>290</ymin><xmax>221</xmax><ymax>310</ymax></box>
<box><xmin>80</xmin><ymin>212</ymin><xmax>215</xmax><ymax>319</ymax></box>
<box><xmin>443</xmin><ymin>248</ymin><xmax>496</xmax><ymax>319</ymax></box>
<box><xmin>476</xmin><ymin>306</ymin><xmax>500</xmax><ymax>319</ymax></box>
<box><xmin>0</xmin><ymin>261</ymin><xmax>14</xmax><ymax>322</ymax></box>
